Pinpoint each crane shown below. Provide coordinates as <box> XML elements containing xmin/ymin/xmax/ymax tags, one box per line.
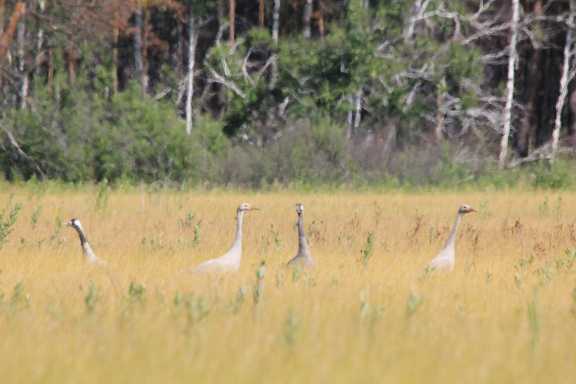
<box><xmin>427</xmin><ymin>204</ymin><xmax>476</xmax><ymax>272</ymax></box>
<box><xmin>192</xmin><ymin>202</ymin><xmax>258</xmax><ymax>273</ymax></box>
<box><xmin>287</xmin><ymin>203</ymin><xmax>314</xmax><ymax>268</ymax></box>
<box><xmin>66</xmin><ymin>218</ymin><xmax>107</xmax><ymax>266</ymax></box>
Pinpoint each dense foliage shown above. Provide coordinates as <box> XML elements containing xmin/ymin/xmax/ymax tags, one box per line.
<box><xmin>0</xmin><ymin>0</ymin><xmax>575</xmax><ymax>185</ymax></box>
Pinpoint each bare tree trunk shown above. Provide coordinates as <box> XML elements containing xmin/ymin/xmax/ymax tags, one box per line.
<box><xmin>16</xmin><ymin>10</ymin><xmax>27</xmax><ymax>109</ymax></box>
<box><xmin>258</xmin><ymin>0</ymin><xmax>265</xmax><ymax>27</ymax></box>
<box><xmin>142</xmin><ymin>7</ymin><xmax>149</xmax><ymax>91</ymax></box>
<box><xmin>272</xmin><ymin>0</ymin><xmax>280</xmax><ymax>44</ymax></box>
<box><xmin>229</xmin><ymin>0</ymin><xmax>236</xmax><ymax>46</ymax></box>
<box><xmin>353</xmin><ymin>87</ymin><xmax>362</xmax><ymax>131</ymax></box>
<box><xmin>499</xmin><ymin>0</ymin><xmax>520</xmax><ymax>169</ymax></box>
<box><xmin>551</xmin><ymin>0</ymin><xmax>576</xmax><ymax>162</ymax></box>
<box><xmin>214</xmin><ymin>0</ymin><xmax>227</xmax><ymax>114</ymax></box>
<box><xmin>0</xmin><ymin>0</ymin><xmax>4</xmax><ymax>39</ymax></box>
<box><xmin>35</xmin><ymin>0</ymin><xmax>45</xmax><ymax>77</ymax></box>
<box><xmin>0</xmin><ymin>2</ymin><xmax>25</xmax><ymax>62</ymax></box>
<box><xmin>112</xmin><ymin>8</ymin><xmax>119</xmax><ymax>94</ymax></box>
<box><xmin>186</xmin><ymin>10</ymin><xmax>198</xmax><ymax>136</ymax></box>
<box><xmin>270</xmin><ymin>0</ymin><xmax>280</xmax><ymax>88</ymax></box>
<box><xmin>435</xmin><ymin>77</ymin><xmax>446</xmax><ymax>142</ymax></box>
<box><xmin>346</xmin><ymin>96</ymin><xmax>353</xmax><ymax>139</ymax></box>
<box><xmin>317</xmin><ymin>0</ymin><xmax>325</xmax><ymax>39</ymax></box>
<box><xmin>346</xmin><ymin>90</ymin><xmax>362</xmax><ymax>138</ymax></box>
<box><xmin>303</xmin><ymin>0</ymin><xmax>312</xmax><ymax>38</ymax></box>
<box><xmin>134</xmin><ymin>5</ymin><xmax>145</xmax><ymax>93</ymax></box>
<box><xmin>404</xmin><ymin>0</ymin><xmax>430</xmax><ymax>42</ymax></box>
<box><xmin>0</xmin><ymin>0</ymin><xmax>5</xmax><ymax>90</ymax></box>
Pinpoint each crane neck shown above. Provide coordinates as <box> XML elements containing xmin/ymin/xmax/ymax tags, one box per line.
<box><xmin>73</xmin><ymin>225</ymin><xmax>88</xmax><ymax>247</ymax></box>
<box><xmin>232</xmin><ymin>210</ymin><xmax>245</xmax><ymax>250</ymax></box>
<box><xmin>73</xmin><ymin>225</ymin><xmax>99</xmax><ymax>262</ymax></box>
<box><xmin>443</xmin><ymin>212</ymin><xmax>463</xmax><ymax>250</ymax></box>
<box><xmin>297</xmin><ymin>213</ymin><xmax>311</xmax><ymax>257</ymax></box>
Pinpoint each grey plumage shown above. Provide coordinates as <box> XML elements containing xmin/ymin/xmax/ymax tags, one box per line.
<box><xmin>427</xmin><ymin>204</ymin><xmax>476</xmax><ymax>272</ymax></box>
<box><xmin>287</xmin><ymin>203</ymin><xmax>314</xmax><ymax>268</ymax></box>
<box><xmin>67</xmin><ymin>218</ymin><xmax>107</xmax><ymax>266</ymax></box>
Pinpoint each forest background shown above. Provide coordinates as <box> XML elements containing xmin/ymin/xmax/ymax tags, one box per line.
<box><xmin>1</xmin><ymin>0</ymin><xmax>576</xmax><ymax>189</ymax></box>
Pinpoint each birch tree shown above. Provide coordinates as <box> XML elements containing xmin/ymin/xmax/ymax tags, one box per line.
<box><xmin>0</xmin><ymin>0</ymin><xmax>4</xmax><ymax>91</ymax></box>
<box><xmin>134</xmin><ymin>4</ymin><xmax>145</xmax><ymax>92</ymax></box>
<box><xmin>272</xmin><ymin>0</ymin><xmax>280</xmax><ymax>44</ymax></box>
<box><xmin>16</xmin><ymin>6</ymin><xmax>27</xmax><ymax>109</ymax></box>
<box><xmin>551</xmin><ymin>0</ymin><xmax>576</xmax><ymax>162</ymax></box>
<box><xmin>185</xmin><ymin>5</ymin><xmax>198</xmax><ymax>135</ymax></box>
<box><xmin>35</xmin><ymin>0</ymin><xmax>45</xmax><ymax>77</ymax></box>
<box><xmin>303</xmin><ymin>0</ymin><xmax>312</xmax><ymax>38</ymax></box>
<box><xmin>270</xmin><ymin>0</ymin><xmax>281</xmax><ymax>88</ymax></box>
<box><xmin>499</xmin><ymin>0</ymin><xmax>521</xmax><ymax>169</ymax></box>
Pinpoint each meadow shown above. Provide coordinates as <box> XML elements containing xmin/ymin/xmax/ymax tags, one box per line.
<box><xmin>1</xmin><ymin>185</ymin><xmax>575</xmax><ymax>383</ymax></box>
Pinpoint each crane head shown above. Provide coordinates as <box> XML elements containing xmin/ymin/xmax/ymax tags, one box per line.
<box><xmin>66</xmin><ymin>218</ymin><xmax>86</xmax><ymax>232</ymax></box>
<box><xmin>67</xmin><ymin>218</ymin><xmax>81</xmax><ymax>228</ymax></box>
<box><xmin>238</xmin><ymin>202</ymin><xmax>258</xmax><ymax>212</ymax></box>
<box><xmin>458</xmin><ymin>204</ymin><xmax>476</xmax><ymax>214</ymax></box>
<box><xmin>295</xmin><ymin>203</ymin><xmax>304</xmax><ymax>215</ymax></box>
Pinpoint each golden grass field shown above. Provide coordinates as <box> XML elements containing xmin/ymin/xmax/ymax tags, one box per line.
<box><xmin>1</xmin><ymin>185</ymin><xmax>576</xmax><ymax>383</ymax></box>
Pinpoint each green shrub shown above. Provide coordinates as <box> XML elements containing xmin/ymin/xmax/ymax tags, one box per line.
<box><xmin>530</xmin><ymin>161</ymin><xmax>574</xmax><ymax>190</ymax></box>
<box><xmin>0</xmin><ymin>82</ymin><xmax>221</xmax><ymax>184</ymax></box>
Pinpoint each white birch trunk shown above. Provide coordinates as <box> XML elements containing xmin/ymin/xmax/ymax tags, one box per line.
<box><xmin>499</xmin><ymin>0</ymin><xmax>520</xmax><ymax>169</ymax></box>
<box><xmin>0</xmin><ymin>0</ymin><xmax>5</xmax><ymax>90</ymax></box>
<box><xmin>551</xmin><ymin>0</ymin><xmax>576</xmax><ymax>162</ymax></box>
<box><xmin>404</xmin><ymin>0</ymin><xmax>430</xmax><ymax>42</ymax></box>
<box><xmin>303</xmin><ymin>0</ymin><xmax>312</xmax><ymax>38</ymax></box>
<box><xmin>17</xmin><ymin>13</ymin><xmax>27</xmax><ymax>109</ymax></box>
<box><xmin>272</xmin><ymin>0</ymin><xmax>280</xmax><ymax>44</ymax></box>
<box><xmin>346</xmin><ymin>96</ymin><xmax>354</xmax><ymax>140</ymax></box>
<box><xmin>134</xmin><ymin>5</ymin><xmax>145</xmax><ymax>92</ymax></box>
<box><xmin>346</xmin><ymin>0</ymin><xmax>368</xmax><ymax>139</ymax></box>
<box><xmin>35</xmin><ymin>0</ymin><xmax>45</xmax><ymax>77</ymax></box>
<box><xmin>185</xmin><ymin>11</ymin><xmax>198</xmax><ymax>136</ymax></box>
<box><xmin>270</xmin><ymin>0</ymin><xmax>281</xmax><ymax>88</ymax></box>
<box><xmin>353</xmin><ymin>87</ymin><xmax>362</xmax><ymax>130</ymax></box>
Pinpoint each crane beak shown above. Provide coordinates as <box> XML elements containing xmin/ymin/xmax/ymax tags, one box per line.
<box><xmin>469</xmin><ymin>208</ymin><xmax>477</xmax><ymax>213</ymax></box>
<box><xmin>249</xmin><ymin>207</ymin><xmax>260</xmax><ymax>211</ymax></box>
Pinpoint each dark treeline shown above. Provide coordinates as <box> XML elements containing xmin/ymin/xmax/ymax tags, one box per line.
<box><xmin>0</xmin><ymin>0</ymin><xmax>575</xmax><ymax>186</ymax></box>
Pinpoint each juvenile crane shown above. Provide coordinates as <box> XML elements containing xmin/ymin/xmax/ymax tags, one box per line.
<box><xmin>67</xmin><ymin>218</ymin><xmax>107</xmax><ymax>266</ymax></box>
<box><xmin>427</xmin><ymin>204</ymin><xmax>476</xmax><ymax>272</ymax></box>
<box><xmin>287</xmin><ymin>203</ymin><xmax>314</xmax><ymax>268</ymax></box>
<box><xmin>192</xmin><ymin>203</ymin><xmax>258</xmax><ymax>273</ymax></box>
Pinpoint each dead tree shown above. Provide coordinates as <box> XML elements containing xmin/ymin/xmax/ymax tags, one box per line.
<box><xmin>499</xmin><ymin>0</ymin><xmax>520</xmax><ymax>169</ymax></box>
<box><xmin>270</xmin><ymin>0</ymin><xmax>281</xmax><ymax>88</ymax></box>
<box><xmin>133</xmin><ymin>4</ymin><xmax>146</xmax><ymax>93</ymax></box>
<box><xmin>551</xmin><ymin>0</ymin><xmax>576</xmax><ymax>162</ymax></box>
<box><xmin>229</xmin><ymin>0</ymin><xmax>236</xmax><ymax>46</ymax></box>
<box><xmin>16</xmin><ymin>5</ymin><xmax>27</xmax><ymax>109</ymax></box>
<box><xmin>303</xmin><ymin>0</ymin><xmax>312</xmax><ymax>38</ymax></box>
<box><xmin>258</xmin><ymin>0</ymin><xmax>265</xmax><ymax>27</ymax></box>
<box><xmin>186</xmin><ymin>7</ymin><xmax>198</xmax><ymax>135</ymax></box>
<box><xmin>0</xmin><ymin>2</ymin><xmax>25</xmax><ymax>62</ymax></box>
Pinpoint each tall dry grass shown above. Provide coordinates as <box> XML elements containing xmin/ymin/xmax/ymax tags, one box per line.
<box><xmin>0</xmin><ymin>186</ymin><xmax>575</xmax><ymax>383</ymax></box>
